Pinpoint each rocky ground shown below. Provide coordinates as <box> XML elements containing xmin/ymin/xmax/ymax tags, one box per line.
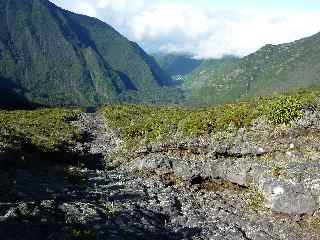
<box><xmin>1</xmin><ymin>112</ymin><xmax>320</xmax><ymax>239</ymax></box>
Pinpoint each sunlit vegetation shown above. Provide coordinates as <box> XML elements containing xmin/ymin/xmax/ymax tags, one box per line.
<box><xmin>182</xmin><ymin>33</ymin><xmax>320</xmax><ymax>106</ymax></box>
<box><xmin>103</xmin><ymin>91</ymin><xmax>318</xmax><ymax>149</ymax></box>
<box><xmin>0</xmin><ymin>108</ymin><xmax>80</xmax><ymax>152</ymax></box>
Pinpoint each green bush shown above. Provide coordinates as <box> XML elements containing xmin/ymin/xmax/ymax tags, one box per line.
<box><xmin>180</xmin><ymin>111</ymin><xmax>215</xmax><ymax>136</ymax></box>
<box><xmin>102</xmin><ymin>102</ymin><xmax>258</xmax><ymax>149</ymax></box>
<box><xmin>259</xmin><ymin>92</ymin><xmax>316</xmax><ymax>124</ymax></box>
<box><xmin>263</xmin><ymin>96</ymin><xmax>302</xmax><ymax>124</ymax></box>
<box><xmin>214</xmin><ymin>102</ymin><xmax>259</xmax><ymax>129</ymax></box>
<box><xmin>102</xmin><ymin>91</ymin><xmax>318</xmax><ymax>150</ymax></box>
<box><xmin>0</xmin><ymin>108</ymin><xmax>80</xmax><ymax>152</ymax></box>
<box><xmin>70</xmin><ymin>228</ymin><xmax>97</xmax><ymax>240</ymax></box>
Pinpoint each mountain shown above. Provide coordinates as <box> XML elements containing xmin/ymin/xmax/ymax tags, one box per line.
<box><xmin>184</xmin><ymin>33</ymin><xmax>320</xmax><ymax>106</ymax></box>
<box><xmin>152</xmin><ymin>53</ymin><xmax>203</xmax><ymax>77</ymax></box>
<box><xmin>0</xmin><ymin>0</ymin><xmax>174</xmax><ymax>108</ymax></box>
<box><xmin>183</xmin><ymin>56</ymin><xmax>240</xmax><ymax>105</ymax></box>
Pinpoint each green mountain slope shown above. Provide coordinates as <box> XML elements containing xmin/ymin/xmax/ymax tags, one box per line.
<box><xmin>0</xmin><ymin>0</ymin><xmax>173</xmax><ymax>107</ymax></box>
<box><xmin>184</xmin><ymin>33</ymin><xmax>320</xmax><ymax>106</ymax></box>
<box><xmin>153</xmin><ymin>53</ymin><xmax>203</xmax><ymax>77</ymax></box>
<box><xmin>183</xmin><ymin>56</ymin><xmax>241</xmax><ymax>105</ymax></box>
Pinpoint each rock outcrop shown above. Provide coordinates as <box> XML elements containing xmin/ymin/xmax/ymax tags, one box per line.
<box><xmin>1</xmin><ymin>111</ymin><xmax>320</xmax><ymax>239</ymax></box>
<box><xmin>124</xmin><ymin>110</ymin><xmax>320</xmax><ymax>219</ymax></box>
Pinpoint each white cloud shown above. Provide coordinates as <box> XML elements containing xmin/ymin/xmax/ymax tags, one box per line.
<box><xmin>130</xmin><ymin>3</ymin><xmax>210</xmax><ymax>40</ymax></box>
<box><xmin>75</xmin><ymin>1</ymin><xmax>97</xmax><ymax>17</ymax></box>
<box><xmin>50</xmin><ymin>0</ymin><xmax>320</xmax><ymax>58</ymax></box>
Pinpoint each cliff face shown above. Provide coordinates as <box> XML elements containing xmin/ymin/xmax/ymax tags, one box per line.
<box><xmin>0</xmin><ymin>0</ymin><xmax>172</xmax><ymax>107</ymax></box>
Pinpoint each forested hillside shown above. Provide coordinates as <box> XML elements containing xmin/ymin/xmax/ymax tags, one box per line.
<box><xmin>0</xmin><ymin>0</ymin><xmax>176</xmax><ymax>107</ymax></box>
<box><xmin>183</xmin><ymin>33</ymin><xmax>320</xmax><ymax>105</ymax></box>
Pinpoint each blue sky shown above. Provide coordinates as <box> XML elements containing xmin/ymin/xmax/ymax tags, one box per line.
<box><xmin>51</xmin><ymin>0</ymin><xmax>320</xmax><ymax>58</ymax></box>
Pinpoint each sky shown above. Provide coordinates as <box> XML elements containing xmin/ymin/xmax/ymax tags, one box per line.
<box><xmin>50</xmin><ymin>0</ymin><xmax>320</xmax><ymax>59</ymax></box>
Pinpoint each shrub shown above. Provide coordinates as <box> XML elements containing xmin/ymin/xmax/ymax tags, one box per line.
<box><xmin>70</xmin><ymin>228</ymin><xmax>97</xmax><ymax>240</ymax></box>
<box><xmin>102</xmin><ymin>91</ymin><xmax>318</xmax><ymax>150</ymax></box>
<box><xmin>261</xmin><ymin>96</ymin><xmax>302</xmax><ymax>124</ymax></box>
<box><xmin>259</xmin><ymin>92</ymin><xmax>316</xmax><ymax>124</ymax></box>
<box><xmin>102</xmin><ymin>102</ymin><xmax>258</xmax><ymax>149</ymax></box>
<box><xmin>0</xmin><ymin>108</ymin><xmax>80</xmax><ymax>152</ymax></box>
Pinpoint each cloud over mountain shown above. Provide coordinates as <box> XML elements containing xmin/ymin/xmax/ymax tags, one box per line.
<box><xmin>51</xmin><ymin>0</ymin><xmax>320</xmax><ymax>58</ymax></box>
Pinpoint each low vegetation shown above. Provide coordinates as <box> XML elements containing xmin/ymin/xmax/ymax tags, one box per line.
<box><xmin>103</xmin><ymin>91</ymin><xmax>318</xmax><ymax>149</ymax></box>
<box><xmin>0</xmin><ymin>108</ymin><xmax>80</xmax><ymax>152</ymax></box>
<box><xmin>259</xmin><ymin>91</ymin><xmax>317</xmax><ymax>124</ymax></box>
<box><xmin>64</xmin><ymin>167</ymin><xmax>88</xmax><ymax>185</ymax></box>
<box><xmin>0</xmin><ymin>90</ymin><xmax>317</xmax><ymax>154</ymax></box>
<box><xmin>70</xmin><ymin>228</ymin><xmax>97</xmax><ymax>240</ymax></box>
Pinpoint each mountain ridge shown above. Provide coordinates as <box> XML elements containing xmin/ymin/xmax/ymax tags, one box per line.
<box><xmin>152</xmin><ymin>53</ymin><xmax>203</xmax><ymax>77</ymax></box>
<box><xmin>183</xmin><ymin>31</ymin><xmax>320</xmax><ymax>105</ymax></box>
<box><xmin>0</xmin><ymin>0</ymin><xmax>174</xmax><ymax>107</ymax></box>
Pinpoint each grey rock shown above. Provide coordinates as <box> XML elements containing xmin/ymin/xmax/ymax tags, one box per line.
<box><xmin>307</xmin><ymin>179</ymin><xmax>320</xmax><ymax>200</ymax></box>
<box><xmin>260</xmin><ymin>176</ymin><xmax>317</xmax><ymax>215</ymax></box>
<box><xmin>172</xmin><ymin>158</ymin><xmax>210</xmax><ymax>180</ymax></box>
<box><xmin>133</xmin><ymin>155</ymin><xmax>172</xmax><ymax>172</ymax></box>
<box><xmin>59</xmin><ymin>202</ymin><xmax>100</xmax><ymax>224</ymax></box>
<box><xmin>40</xmin><ymin>200</ymin><xmax>55</xmax><ymax>209</ymax></box>
<box><xmin>215</xmin><ymin>159</ymin><xmax>252</xmax><ymax>186</ymax></box>
<box><xmin>294</xmin><ymin>110</ymin><xmax>320</xmax><ymax>129</ymax></box>
<box><xmin>3</xmin><ymin>112</ymin><xmax>320</xmax><ymax>240</ymax></box>
<box><xmin>228</xmin><ymin>141</ymin><xmax>261</xmax><ymax>156</ymax></box>
<box><xmin>4</xmin><ymin>207</ymin><xmax>18</xmax><ymax>219</ymax></box>
<box><xmin>249</xmin><ymin>164</ymin><xmax>271</xmax><ymax>186</ymax></box>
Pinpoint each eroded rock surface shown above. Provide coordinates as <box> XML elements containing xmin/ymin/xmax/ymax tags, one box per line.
<box><xmin>1</xmin><ymin>112</ymin><xmax>320</xmax><ymax>239</ymax></box>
